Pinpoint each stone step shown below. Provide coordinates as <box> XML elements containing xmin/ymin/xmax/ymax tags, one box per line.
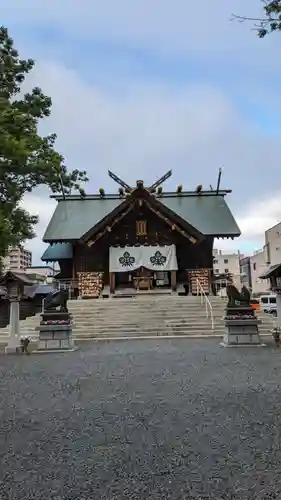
<box><xmin>68</xmin><ymin>299</ymin><xmax>225</xmax><ymax>306</ymax></box>
<box><xmin>68</xmin><ymin>296</ymin><xmax>225</xmax><ymax>301</ymax></box>
<box><xmin>0</xmin><ymin>327</ymin><xmax>272</xmax><ymax>342</ymax></box>
<box><xmin>69</xmin><ymin>314</ymin><xmax>224</xmax><ymax>321</ymax></box>
<box><xmin>67</xmin><ymin>306</ymin><xmax>226</xmax><ymax>313</ymax></box>
<box><xmin>0</xmin><ymin>315</ymin><xmax>274</xmax><ymax>332</ymax></box>
<box><xmin>68</xmin><ymin>302</ymin><xmax>225</xmax><ymax>311</ymax></box>
<box><xmin>82</xmin><ymin>308</ymin><xmax>223</xmax><ymax>315</ymax></box>
<box><xmin>70</xmin><ymin>320</ymin><xmax>224</xmax><ymax>329</ymax></box>
<box><xmin>74</xmin><ymin>322</ymin><xmax>270</xmax><ymax>331</ymax></box>
<box><xmin>69</xmin><ymin>301</ymin><xmax>225</xmax><ymax>306</ymax></box>
<box><xmin>72</xmin><ymin>322</ymin><xmax>225</xmax><ymax>330</ymax></box>
<box><xmin>5</xmin><ymin>325</ymin><xmax>273</xmax><ymax>336</ymax></box>
<box><xmin>73</xmin><ymin>331</ymin><xmax>221</xmax><ymax>338</ymax></box>
<box><xmin>2</xmin><ymin>322</ymin><xmax>271</xmax><ymax>336</ymax></box>
<box><xmin>0</xmin><ymin>313</ymin><xmax>274</xmax><ymax>330</ymax></box>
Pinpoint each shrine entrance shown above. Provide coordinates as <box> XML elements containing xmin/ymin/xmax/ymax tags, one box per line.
<box><xmin>109</xmin><ymin>245</ymin><xmax>177</xmax><ymax>293</ymax></box>
<box><xmin>115</xmin><ymin>267</ymin><xmax>171</xmax><ymax>291</ymax></box>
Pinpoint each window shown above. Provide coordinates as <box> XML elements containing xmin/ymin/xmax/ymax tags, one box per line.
<box><xmin>213</xmin><ymin>259</ymin><xmax>218</xmax><ymax>264</ymax></box>
<box><xmin>253</xmin><ymin>263</ymin><xmax>256</xmax><ymax>271</ymax></box>
<box><xmin>225</xmin><ymin>268</ymin><xmax>229</xmax><ymax>273</ymax></box>
<box><xmin>136</xmin><ymin>220</ymin><xmax>147</xmax><ymax>236</ymax></box>
<box><xmin>224</xmin><ymin>259</ymin><xmax>228</xmax><ymax>264</ymax></box>
<box><xmin>214</xmin><ymin>269</ymin><xmax>219</xmax><ymax>274</ymax></box>
<box><xmin>269</xmin><ymin>297</ymin><xmax>276</xmax><ymax>304</ymax></box>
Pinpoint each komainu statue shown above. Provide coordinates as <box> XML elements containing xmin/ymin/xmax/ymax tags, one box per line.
<box><xmin>226</xmin><ymin>285</ymin><xmax>251</xmax><ymax>307</ymax></box>
<box><xmin>44</xmin><ymin>289</ymin><xmax>69</xmax><ymax>312</ymax></box>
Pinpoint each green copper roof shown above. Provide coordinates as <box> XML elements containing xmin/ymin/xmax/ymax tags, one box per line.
<box><xmin>41</xmin><ymin>243</ymin><xmax>73</xmax><ymax>261</ymax></box>
<box><xmin>43</xmin><ymin>198</ymin><xmax>122</xmax><ymax>241</ymax></box>
<box><xmin>160</xmin><ymin>194</ymin><xmax>240</xmax><ymax>236</ymax></box>
<box><xmin>43</xmin><ymin>192</ymin><xmax>240</xmax><ymax>242</ymax></box>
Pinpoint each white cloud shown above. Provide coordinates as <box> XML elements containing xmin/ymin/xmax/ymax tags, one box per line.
<box><xmin>15</xmin><ymin>58</ymin><xmax>281</xmax><ymax>263</ymax></box>
<box><xmin>1</xmin><ymin>0</ymin><xmax>275</xmax><ymax>63</ymax></box>
<box><xmin>23</xmin><ymin>60</ymin><xmax>281</xmax><ymax>197</ymax></box>
<box><xmin>216</xmin><ymin>193</ymin><xmax>281</xmax><ymax>254</ymax></box>
<box><xmin>20</xmin><ymin>193</ymin><xmax>56</xmax><ymax>265</ymax></box>
<box><xmin>2</xmin><ymin>0</ymin><xmax>280</xmax><ymax>263</ymax></box>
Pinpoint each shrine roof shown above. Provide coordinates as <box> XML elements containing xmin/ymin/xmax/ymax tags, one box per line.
<box><xmin>43</xmin><ymin>191</ymin><xmax>240</xmax><ymax>242</ymax></box>
<box><xmin>259</xmin><ymin>263</ymin><xmax>281</xmax><ymax>279</ymax></box>
<box><xmin>161</xmin><ymin>194</ymin><xmax>239</xmax><ymax>237</ymax></box>
<box><xmin>41</xmin><ymin>243</ymin><xmax>73</xmax><ymax>261</ymax></box>
<box><xmin>0</xmin><ymin>271</ymin><xmax>35</xmax><ymax>286</ymax></box>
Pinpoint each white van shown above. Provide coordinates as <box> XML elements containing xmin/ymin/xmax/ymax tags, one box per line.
<box><xmin>259</xmin><ymin>294</ymin><xmax>277</xmax><ymax>315</ymax></box>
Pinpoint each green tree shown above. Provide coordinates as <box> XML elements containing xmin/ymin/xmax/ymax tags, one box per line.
<box><xmin>0</xmin><ymin>26</ymin><xmax>88</xmax><ymax>258</ymax></box>
<box><xmin>233</xmin><ymin>1</ymin><xmax>281</xmax><ymax>37</ymax></box>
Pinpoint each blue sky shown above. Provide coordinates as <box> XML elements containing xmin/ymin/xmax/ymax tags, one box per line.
<box><xmin>2</xmin><ymin>0</ymin><xmax>281</xmax><ymax>263</ymax></box>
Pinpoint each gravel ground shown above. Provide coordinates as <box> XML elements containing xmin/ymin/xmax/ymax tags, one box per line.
<box><xmin>0</xmin><ymin>339</ymin><xmax>281</xmax><ymax>500</ymax></box>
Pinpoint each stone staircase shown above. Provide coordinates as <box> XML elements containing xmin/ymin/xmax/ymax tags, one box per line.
<box><xmin>0</xmin><ymin>295</ymin><xmax>276</xmax><ymax>343</ymax></box>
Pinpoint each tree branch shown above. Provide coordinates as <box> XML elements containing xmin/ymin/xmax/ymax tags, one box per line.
<box><xmin>232</xmin><ymin>0</ymin><xmax>281</xmax><ymax>37</ymax></box>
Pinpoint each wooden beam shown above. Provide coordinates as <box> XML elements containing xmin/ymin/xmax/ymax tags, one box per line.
<box><xmin>216</xmin><ymin>167</ymin><xmax>222</xmax><ymax>194</ymax></box>
<box><xmin>143</xmin><ymin>200</ymin><xmax>197</xmax><ymax>244</ymax></box>
<box><xmin>149</xmin><ymin>170</ymin><xmax>172</xmax><ymax>191</ymax></box>
<box><xmin>87</xmin><ymin>203</ymin><xmax>134</xmax><ymax>247</ymax></box>
<box><xmin>108</xmin><ymin>170</ymin><xmax>131</xmax><ymax>190</ymax></box>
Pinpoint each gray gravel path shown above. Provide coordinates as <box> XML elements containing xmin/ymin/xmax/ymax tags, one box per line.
<box><xmin>0</xmin><ymin>339</ymin><xmax>281</xmax><ymax>499</ymax></box>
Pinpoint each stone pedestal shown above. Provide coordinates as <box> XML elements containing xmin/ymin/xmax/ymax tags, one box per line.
<box><xmin>36</xmin><ymin>311</ymin><xmax>75</xmax><ymax>352</ymax></box>
<box><xmin>5</xmin><ymin>299</ymin><xmax>22</xmax><ymax>354</ymax></box>
<box><xmin>221</xmin><ymin>306</ymin><xmax>265</xmax><ymax>347</ymax></box>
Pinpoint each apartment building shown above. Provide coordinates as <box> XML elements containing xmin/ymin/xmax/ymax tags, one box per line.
<box><xmin>24</xmin><ymin>265</ymin><xmax>55</xmax><ymax>278</ymax></box>
<box><xmin>264</xmin><ymin>222</ymin><xmax>281</xmax><ymax>267</ymax></box>
<box><xmin>213</xmin><ymin>249</ymin><xmax>241</xmax><ymax>288</ymax></box>
<box><xmin>24</xmin><ymin>265</ymin><xmax>56</xmax><ymax>283</ymax></box>
<box><xmin>2</xmin><ymin>246</ymin><xmax>32</xmax><ymax>273</ymax></box>
<box><xmin>239</xmin><ymin>256</ymin><xmax>252</xmax><ymax>290</ymax></box>
<box><xmin>250</xmin><ymin>249</ymin><xmax>270</xmax><ymax>295</ymax></box>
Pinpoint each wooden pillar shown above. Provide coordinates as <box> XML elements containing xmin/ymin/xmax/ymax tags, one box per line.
<box><xmin>171</xmin><ymin>270</ymin><xmax>177</xmax><ymax>291</ymax></box>
<box><xmin>109</xmin><ymin>272</ymin><xmax>115</xmax><ymax>294</ymax></box>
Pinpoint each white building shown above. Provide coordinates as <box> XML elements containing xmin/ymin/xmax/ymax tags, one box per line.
<box><xmin>264</xmin><ymin>222</ymin><xmax>281</xmax><ymax>267</ymax></box>
<box><xmin>24</xmin><ymin>265</ymin><xmax>55</xmax><ymax>278</ymax></box>
<box><xmin>250</xmin><ymin>249</ymin><xmax>270</xmax><ymax>295</ymax></box>
<box><xmin>24</xmin><ymin>265</ymin><xmax>56</xmax><ymax>284</ymax></box>
<box><xmin>1</xmin><ymin>245</ymin><xmax>32</xmax><ymax>273</ymax></box>
<box><xmin>213</xmin><ymin>249</ymin><xmax>241</xmax><ymax>288</ymax></box>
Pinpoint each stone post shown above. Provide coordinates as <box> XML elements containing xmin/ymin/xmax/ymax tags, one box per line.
<box><xmin>5</xmin><ymin>297</ymin><xmax>21</xmax><ymax>354</ymax></box>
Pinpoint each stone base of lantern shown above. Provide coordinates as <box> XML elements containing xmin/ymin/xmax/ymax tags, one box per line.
<box><xmin>35</xmin><ymin>311</ymin><xmax>76</xmax><ymax>352</ymax></box>
<box><xmin>220</xmin><ymin>306</ymin><xmax>266</xmax><ymax>347</ymax></box>
<box><xmin>220</xmin><ymin>324</ymin><xmax>266</xmax><ymax>347</ymax></box>
<box><xmin>5</xmin><ymin>338</ymin><xmax>22</xmax><ymax>355</ymax></box>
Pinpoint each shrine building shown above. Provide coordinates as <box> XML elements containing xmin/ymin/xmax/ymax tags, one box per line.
<box><xmin>41</xmin><ymin>170</ymin><xmax>241</xmax><ymax>298</ymax></box>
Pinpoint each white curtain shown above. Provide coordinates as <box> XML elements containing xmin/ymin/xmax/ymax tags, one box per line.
<box><xmin>109</xmin><ymin>245</ymin><xmax>178</xmax><ymax>272</ymax></box>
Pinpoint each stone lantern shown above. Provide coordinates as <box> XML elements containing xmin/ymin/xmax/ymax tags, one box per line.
<box><xmin>260</xmin><ymin>264</ymin><xmax>281</xmax><ymax>320</ymax></box>
<box><xmin>0</xmin><ymin>271</ymin><xmax>33</xmax><ymax>354</ymax></box>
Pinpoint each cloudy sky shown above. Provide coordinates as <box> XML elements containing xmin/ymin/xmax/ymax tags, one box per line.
<box><xmin>3</xmin><ymin>0</ymin><xmax>281</xmax><ymax>264</ymax></box>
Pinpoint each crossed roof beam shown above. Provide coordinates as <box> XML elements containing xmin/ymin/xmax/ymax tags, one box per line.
<box><xmin>108</xmin><ymin>169</ymin><xmax>172</xmax><ymax>193</ymax></box>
